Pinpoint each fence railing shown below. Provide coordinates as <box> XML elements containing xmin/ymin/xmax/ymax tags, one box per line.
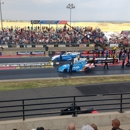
<box><xmin>1</xmin><ymin>42</ymin><xmax>90</xmax><ymax>48</ymax></box>
<box><xmin>0</xmin><ymin>42</ymin><xmax>129</xmax><ymax>48</ymax></box>
<box><xmin>0</xmin><ymin>92</ymin><xmax>130</xmax><ymax>121</ymax></box>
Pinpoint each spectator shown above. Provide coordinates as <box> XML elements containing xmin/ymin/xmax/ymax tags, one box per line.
<box><xmin>82</xmin><ymin>125</ymin><xmax>94</xmax><ymax>130</ymax></box>
<box><xmin>91</xmin><ymin>124</ymin><xmax>98</xmax><ymax>130</ymax></box>
<box><xmin>111</xmin><ymin>118</ymin><xmax>123</xmax><ymax>130</ymax></box>
<box><xmin>36</xmin><ymin>127</ymin><xmax>44</xmax><ymax>130</ymax></box>
<box><xmin>122</xmin><ymin>52</ymin><xmax>126</xmax><ymax>68</ymax></box>
<box><xmin>0</xmin><ymin>25</ymin><xmax>108</xmax><ymax>45</ymax></box>
<box><xmin>119</xmin><ymin>49</ymin><xmax>123</xmax><ymax>60</ymax></box>
<box><xmin>104</xmin><ymin>57</ymin><xmax>109</xmax><ymax>69</ymax></box>
<box><xmin>69</xmin><ymin>62</ymin><xmax>73</xmax><ymax>72</ymax></box>
<box><xmin>2</xmin><ymin>25</ymin><xmax>130</xmax><ymax>47</ymax></box>
<box><xmin>128</xmin><ymin>48</ymin><xmax>130</xmax><ymax>59</ymax></box>
<box><xmin>106</xmin><ymin>50</ymin><xmax>109</xmax><ymax>58</ymax></box>
<box><xmin>67</xmin><ymin>123</ymin><xmax>76</xmax><ymax>130</ymax></box>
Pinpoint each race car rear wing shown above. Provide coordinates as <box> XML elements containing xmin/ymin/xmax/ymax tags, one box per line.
<box><xmin>74</xmin><ymin>57</ymin><xmax>119</xmax><ymax>64</ymax></box>
<box><xmin>88</xmin><ymin>58</ymin><xmax>119</xmax><ymax>64</ymax></box>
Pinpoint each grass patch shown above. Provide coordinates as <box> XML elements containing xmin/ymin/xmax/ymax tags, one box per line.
<box><xmin>0</xmin><ymin>76</ymin><xmax>130</xmax><ymax>91</ymax></box>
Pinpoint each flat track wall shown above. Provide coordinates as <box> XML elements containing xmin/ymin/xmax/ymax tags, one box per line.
<box><xmin>0</xmin><ymin>111</ymin><xmax>130</xmax><ymax>130</ymax></box>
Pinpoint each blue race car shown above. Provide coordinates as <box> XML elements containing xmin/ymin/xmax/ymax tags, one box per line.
<box><xmin>51</xmin><ymin>52</ymin><xmax>80</xmax><ymax>61</ymax></box>
<box><xmin>58</xmin><ymin>60</ymin><xmax>95</xmax><ymax>73</ymax></box>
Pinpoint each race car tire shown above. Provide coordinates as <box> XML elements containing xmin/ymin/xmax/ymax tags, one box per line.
<box><xmin>63</xmin><ymin>69</ymin><xmax>67</xmax><ymax>73</ymax></box>
<box><xmin>126</xmin><ymin>63</ymin><xmax>130</xmax><ymax>66</ymax></box>
<box><xmin>85</xmin><ymin>67</ymin><xmax>89</xmax><ymax>71</ymax></box>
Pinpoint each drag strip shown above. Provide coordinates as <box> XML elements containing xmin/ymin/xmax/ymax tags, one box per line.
<box><xmin>0</xmin><ymin>68</ymin><xmax>59</xmax><ymax>80</ymax></box>
<box><xmin>0</xmin><ymin>66</ymin><xmax>130</xmax><ymax>80</ymax></box>
<box><xmin>0</xmin><ymin>57</ymin><xmax>130</xmax><ymax>80</ymax></box>
<box><xmin>0</xmin><ymin>57</ymin><xmax>50</xmax><ymax>63</ymax></box>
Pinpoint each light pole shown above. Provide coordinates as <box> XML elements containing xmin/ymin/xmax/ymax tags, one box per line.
<box><xmin>66</xmin><ymin>3</ymin><xmax>75</xmax><ymax>27</ymax></box>
<box><xmin>0</xmin><ymin>0</ymin><xmax>4</xmax><ymax>30</ymax></box>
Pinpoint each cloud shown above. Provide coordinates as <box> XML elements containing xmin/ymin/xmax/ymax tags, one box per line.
<box><xmin>32</xmin><ymin>0</ymin><xmax>53</xmax><ymax>4</ymax></box>
<box><xmin>2</xmin><ymin>0</ymin><xmax>130</xmax><ymax>21</ymax></box>
<box><xmin>32</xmin><ymin>0</ymin><xmax>61</xmax><ymax>4</ymax></box>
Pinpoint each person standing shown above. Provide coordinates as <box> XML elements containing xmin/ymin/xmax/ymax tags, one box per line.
<box><xmin>122</xmin><ymin>52</ymin><xmax>126</xmax><ymax>68</ymax></box>
<box><xmin>127</xmin><ymin>48</ymin><xmax>130</xmax><ymax>60</ymax></box>
<box><xmin>77</xmin><ymin>54</ymin><xmax>80</xmax><ymax>60</ymax></box>
<box><xmin>60</xmin><ymin>52</ymin><xmax>62</xmax><ymax>61</ymax></box>
<box><xmin>104</xmin><ymin>58</ymin><xmax>109</xmax><ymax>69</ymax></box>
<box><xmin>119</xmin><ymin>49</ymin><xmax>123</xmax><ymax>60</ymax></box>
<box><xmin>113</xmin><ymin>45</ymin><xmax>117</xmax><ymax>54</ymax></box>
<box><xmin>69</xmin><ymin>62</ymin><xmax>73</xmax><ymax>72</ymax></box>
<box><xmin>101</xmin><ymin>49</ymin><xmax>104</xmax><ymax>58</ymax></box>
<box><xmin>92</xmin><ymin>57</ymin><xmax>96</xmax><ymax>66</ymax></box>
<box><xmin>109</xmin><ymin>49</ymin><xmax>113</xmax><ymax>58</ymax></box>
<box><xmin>105</xmin><ymin>50</ymin><xmax>109</xmax><ymax>58</ymax></box>
<box><xmin>113</xmin><ymin>54</ymin><xmax>115</xmax><ymax>64</ymax></box>
<box><xmin>98</xmin><ymin>49</ymin><xmax>100</xmax><ymax>57</ymax></box>
<box><xmin>86</xmin><ymin>55</ymin><xmax>90</xmax><ymax>62</ymax></box>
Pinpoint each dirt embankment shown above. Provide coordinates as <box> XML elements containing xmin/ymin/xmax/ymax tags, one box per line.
<box><xmin>2</xmin><ymin>21</ymin><xmax>130</xmax><ymax>32</ymax></box>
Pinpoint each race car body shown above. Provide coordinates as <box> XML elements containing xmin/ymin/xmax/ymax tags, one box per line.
<box><xmin>81</xmin><ymin>50</ymin><xmax>89</xmax><ymax>54</ymax></box>
<box><xmin>51</xmin><ymin>52</ymin><xmax>80</xmax><ymax>61</ymax></box>
<box><xmin>58</xmin><ymin>60</ymin><xmax>95</xmax><ymax>72</ymax></box>
<box><xmin>75</xmin><ymin>57</ymin><xmax>119</xmax><ymax>64</ymax></box>
<box><xmin>92</xmin><ymin>57</ymin><xmax>119</xmax><ymax>64</ymax></box>
<box><xmin>60</xmin><ymin>103</ymin><xmax>98</xmax><ymax>115</ymax></box>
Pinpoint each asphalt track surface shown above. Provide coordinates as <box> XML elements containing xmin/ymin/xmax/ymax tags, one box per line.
<box><xmin>0</xmin><ymin>81</ymin><xmax>130</xmax><ymax>99</ymax></box>
<box><xmin>0</xmin><ymin>56</ymin><xmax>130</xmax><ymax>80</ymax></box>
<box><xmin>0</xmin><ymin>57</ymin><xmax>50</xmax><ymax>63</ymax></box>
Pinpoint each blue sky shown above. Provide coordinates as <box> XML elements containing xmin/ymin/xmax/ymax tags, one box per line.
<box><xmin>2</xmin><ymin>0</ymin><xmax>129</xmax><ymax>21</ymax></box>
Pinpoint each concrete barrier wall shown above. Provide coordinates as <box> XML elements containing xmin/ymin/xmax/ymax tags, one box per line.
<box><xmin>0</xmin><ymin>111</ymin><xmax>130</xmax><ymax>130</ymax></box>
<box><xmin>2</xmin><ymin>51</ymin><xmax>17</xmax><ymax>55</ymax></box>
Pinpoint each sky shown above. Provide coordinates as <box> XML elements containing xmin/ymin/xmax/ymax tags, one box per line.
<box><xmin>1</xmin><ymin>0</ymin><xmax>130</xmax><ymax>21</ymax></box>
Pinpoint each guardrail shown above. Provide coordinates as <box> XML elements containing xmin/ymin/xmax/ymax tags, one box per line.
<box><xmin>0</xmin><ymin>43</ymin><xmax>129</xmax><ymax>49</ymax></box>
<box><xmin>0</xmin><ymin>62</ymin><xmax>53</xmax><ymax>68</ymax></box>
<box><xmin>0</xmin><ymin>93</ymin><xmax>130</xmax><ymax>121</ymax></box>
<box><xmin>1</xmin><ymin>43</ymin><xmax>90</xmax><ymax>48</ymax></box>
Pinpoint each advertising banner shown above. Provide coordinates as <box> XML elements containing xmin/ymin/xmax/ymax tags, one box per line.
<box><xmin>31</xmin><ymin>20</ymin><xmax>67</xmax><ymax>24</ymax></box>
<box><xmin>17</xmin><ymin>52</ymin><xmax>31</xmax><ymax>55</ymax></box>
<box><xmin>31</xmin><ymin>51</ymin><xmax>45</xmax><ymax>55</ymax></box>
<box><xmin>110</xmin><ymin>44</ymin><xmax>119</xmax><ymax>47</ymax></box>
<box><xmin>31</xmin><ymin>20</ymin><xmax>40</xmax><ymax>24</ymax></box>
<box><xmin>79</xmin><ymin>44</ymin><xmax>86</xmax><ymax>47</ymax></box>
<box><xmin>48</xmin><ymin>51</ymin><xmax>66</xmax><ymax>56</ymax></box>
<box><xmin>17</xmin><ymin>51</ymin><xmax>45</xmax><ymax>55</ymax></box>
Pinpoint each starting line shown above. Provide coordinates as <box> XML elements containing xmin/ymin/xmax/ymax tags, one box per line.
<box><xmin>0</xmin><ymin>62</ymin><xmax>53</xmax><ymax>67</ymax></box>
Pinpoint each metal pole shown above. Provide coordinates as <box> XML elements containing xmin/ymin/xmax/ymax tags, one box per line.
<box><xmin>22</xmin><ymin>100</ymin><xmax>25</xmax><ymax>121</ymax></box>
<box><xmin>72</xmin><ymin>96</ymin><xmax>76</xmax><ymax>117</ymax></box>
<box><xmin>70</xmin><ymin>8</ymin><xmax>71</xmax><ymax>27</ymax></box>
<box><xmin>66</xmin><ymin>4</ymin><xmax>75</xmax><ymax>28</ymax></box>
<box><xmin>0</xmin><ymin>0</ymin><xmax>3</xmax><ymax>30</ymax></box>
<box><xmin>120</xmin><ymin>94</ymin><xmax>123</xmax><ymax>113</ymax></box>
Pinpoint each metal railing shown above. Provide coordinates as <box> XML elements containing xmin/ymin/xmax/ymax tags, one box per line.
<box><xmin>0</xmin><ymin>42</ymin><xmax>129</xmax><ymax>48</ymax></box>
<box><xmin>0</xmin><ymin>92</ymin><xmax>130</xmax><ymax>121</ymax></box>
<box><xmin>1</xmin><ymin>42</ymin><xmax>90</xmax><ymax>47</ymax></box>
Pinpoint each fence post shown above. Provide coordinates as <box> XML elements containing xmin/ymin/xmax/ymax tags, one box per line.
<box><xmin>120</xmin><ymin>94</ymin><xmax>123</xmax><ymax>113</ymax></box>
<box><xmin>22</xmin><ymin>100</ymin><xmax>25</xmax><ymax>121</ymax></box>
<box><xmin>72</xmin><ymin>96</ymin><xmax>76</xmax><ymax>117</ymax></box>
